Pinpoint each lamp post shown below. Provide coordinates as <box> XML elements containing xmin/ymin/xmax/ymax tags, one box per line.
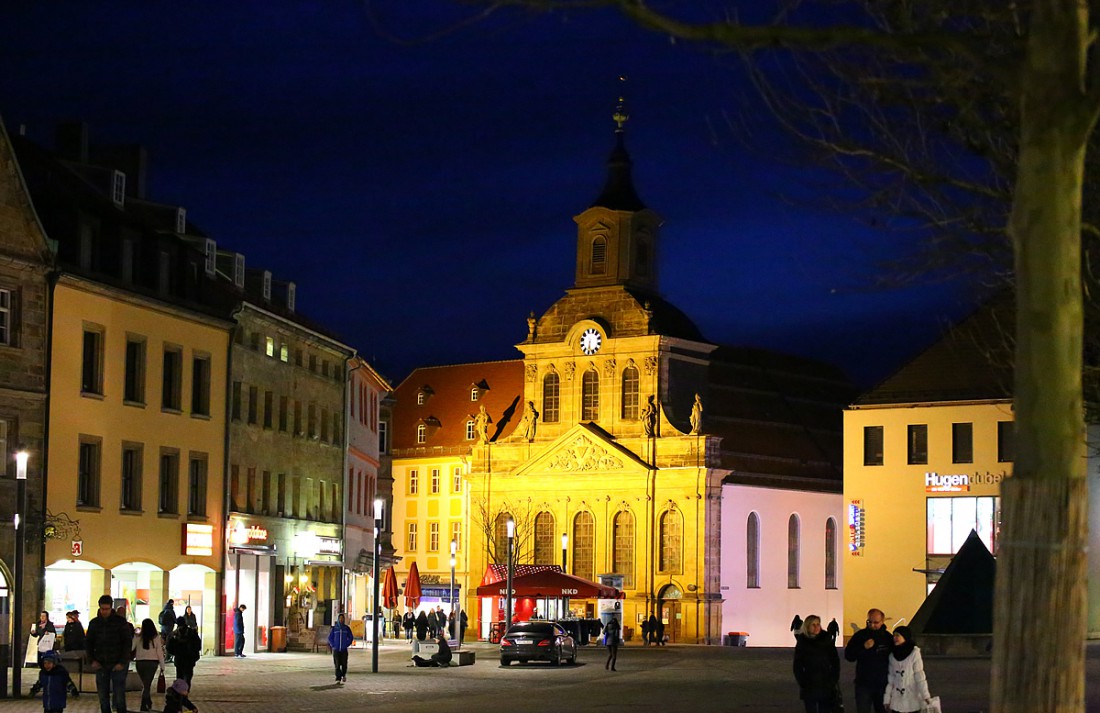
<box><xmin>12</xmin><ymin>448</ymin><xmax>28</xmax><ymax>699</ymax></box>
<box><xmin>449</xmin><ymin>539</ymin><xmax>457</xmax><ymax>648</ymax></box>
<box><xmin>371</xmin><ymin>498</ymin><xmax>383</xmax><ymax>674</ymax></box>
<box><xmin>505</xmin><ymin>519</ymin><xmax>515</xmax><ymax>633</ymax></box>
<box><xmin>561</xmin><ymin>532</ymin><xmax>568</xmax><ymax>620</ymax></box>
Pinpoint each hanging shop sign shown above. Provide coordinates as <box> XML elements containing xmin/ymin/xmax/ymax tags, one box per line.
<box><xmin>70</xmin><ymin>540</ymin><xmax>83</xmax><ymax>558</ymax></box>
<box><xmin>848</xmin><ymin>499</ymin><xmax>865</xmax><ymax>556</ymax></box>
<box><xmin>182</xmin><ymin>523</ymin><xmax>215</xmax><ymax>556</ymax></box>
<box><xmin>318</xmin><ymin>536</ymin><xmax>342</xmax><ymax>556</ymax></box>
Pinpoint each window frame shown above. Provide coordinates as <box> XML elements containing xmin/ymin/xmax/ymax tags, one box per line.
<box><xmin>161</xmin><ymin>346</ymin><xmax>183</xmax><ymax>412</ymax></box>
<box><xmin>787</xmin><ymin>514</ymin><xmax>801</xmax><ymax>589</ymax></box>
<box><xmin>863</xmin><ymin>425</ymin><xmax>884</xmax><ymax>466</ymax></box>
<box><xmin>124</xmin><ymin>336</ymin><xmax>147</xmax><ymax>405</ymax></box>
<box><xmin>542</xmin><ymin>372</ymin><xmax>560</xmax><ymax>423</ymax></box>
<box><xmin>158</xmin><ymin>448</ymin><xmax>180</xmax><ymax>515</ymax></box>
<box><xmin>581</xmin><ymin>369</ymin><xmax>600</xmax><ymax>421</ymax></box>
<box><xmin>77</xmin><ymin>436</ymin><xmax>102</xmax><ymax>508</ymax></box>
<box><xmin>746</xmin><ymin>512</ymin><xmax>760</xmax><ymax>589</ymax></box>
<box><xmin>120</xmin><ymin>442</ymin><xmax>144</xmax><ymax>512</ymax></box>
<box><xmin>187</xmin><ymin>454</ymin><xmax>208</xmax><ymax>517</ymax></box>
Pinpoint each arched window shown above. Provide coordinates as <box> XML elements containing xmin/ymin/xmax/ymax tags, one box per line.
<box><xmin>494</xmin><ymin>512</ymin><xmax>513</xmax><ymax>565</ymax></box>
<box><xmin>613</xmin><ymin>510</ymin><xmax>635</xmax><ymax>588</ymax></box>
<box><xmin>620</xmin><ymin>366</ymin><xmax>639</xmax><ymax>420</ymax></box>
<box><xmin>825</xmin><ymin>518</ymin><xmax>838</xmax><ymax>590</ymax></box>
<box><xmin>572</xmin><ymin>511</ymin><xmax>595</xmax><ymax>580</ymax></box>
<box><xmin>591</xmin><ymin>236</ymin><xmax>607</xmax><ymax>275</ymax></box>
<box><xmin>787</xmin><ymin>514</ymin><xmax>801</xmax><ymax>589</ymax></box>
<box><xmin>534</xmin><ymin>511</ymin><xmax>556</xmax><ymax>564</ymax></box>
<box><xmin>659</xmin><ymin>510</ymin><xmax>682</xmax><ymax>573</ymax></box>
<box><xmin>416</xmin><ymin>424</ymin><xmax>426</xmax><ymax>444</ymax></box>
<box><xmin>582</xmin><ymin>369</ymin><xmax>600</xmax><ymax>421</ymax></box>
<box><xmin>542</xmin><ymin>372</ymin><xmax>560</xmax><ymax>423</ymax></box>
<box><xmin>747</xmin><ymin>512</ymin><xmax>760</xmax><ymax>589</ymax></box>
<box><xmin>470</xmin><ymin>387</ymin><xmax>479</xmax><ymax>402</ymax></box>
<box><xmin>634</xmin><ymin>239</ymin><xmax>650</xmax><ymax>276</ymax></box>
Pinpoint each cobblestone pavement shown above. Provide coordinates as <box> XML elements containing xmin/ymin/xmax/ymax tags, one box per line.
<box><xmin>4</xmin><ymin>640</ymin><xmax>1100</xmax><ymax>712</ymax></box>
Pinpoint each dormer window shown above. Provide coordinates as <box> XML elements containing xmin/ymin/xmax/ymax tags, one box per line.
<box><xmin>233</xmin><ymin>254</ymin><xmax>246</xmax><ymax>289</ymax></box>
<box><xmin>176</xmin><ymin>208</ymin><xmax>187</xmax><ymax>234</ymax></box>
<box><xmin>416</xmin><ymin>424</ymin><xmax>426</xmax><ymax>443</ymax></box>
<box><xmin>203</xmin><ymin>238</ymin><xmax>216</xmax><ymax>277</ymax></box>
<box><xmin>287</xmin><ymin>282</ymin><xmax>296</xmax><ymax>313</ymax></box>
<box><xmin>591</xmin><ymin>236</ymin><xmax>607</xmax><ymax>275</ymax></box>
<box><xmin>417</xmin><ymin>392</ymin><xmax>426</xmax><ymax>406</ymax></box>
<box><xmin>471</xmin><ymin>387</ymin><xmax>479</xmax><ymax>402</ymax></box>
<box><xmin>465</xmin><ymin>420</ymin><xmax>475</xmax><ymax>440</ymax></box>
<box><xmin>262</xmin><ymin>271</ymin><xmax>272</xmax><ymax>301</ymax></box>
<box><xmin>111</xmin><ymin>170</ymin><xmax>126</xmax><ymax>207</ymax></box>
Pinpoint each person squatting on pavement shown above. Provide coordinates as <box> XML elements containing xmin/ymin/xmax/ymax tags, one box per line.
<box><xmin>327</xmin><ymin>613</ymin><xmax>354</xmax><ymax>683</ymax></box>
<box><xmin>412</xmin><ymin>633</ymin><xmax>453</xmax><ymax>668</ymax></box>
<box><xmin>31</xmin><ymin>650</ymin><xmax>79</xmax><ymax>713</ymax></box>
<box><xmin>85</xmin><ymin>594</ymin><xmax>131</xmax><ymax>713</ymax></box>
<box><xmin>163</xmin><ymin>679</ymin><xmax>198</xmax><ymax>713</ymax></box>
<box><xmin>793</xmin><ymin>615</ymin><xmax>841</xmax><ymax>713</ymax></box>
<box><xmin>844</xmin><ymin>608</ymin><xmax>893</xmax><ymax>713</ymax></box>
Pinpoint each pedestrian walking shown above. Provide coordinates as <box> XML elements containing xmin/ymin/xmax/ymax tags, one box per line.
<box><xmin>415</xmin><ymin>610</ymin><xmax>429</xmax><ymax>641</ymax></box>
<box><xmin>646</xmin><ymin>613</ymin><xmax>658</xmax><ymax>645</ymax></box>
<box><xmin>826</xmin><ymin>618</ymin><xmax>840</xmax><ymax>644</ymax></box>
<box><xmin>132</xmin><ymin>618</ymin><xmax>166</xmax><ymax>712</ymax></box>
<box><xmin>62</xmin><ymin>611</ymin><xmax>85</xmax><ymax>652</ymax></box>
<box><xmin>655</xmin><ymin>616</ymin><xmax>666</xmax><ymax>645</ymax></box>
<box><xmin>33</xmin><ymin>611</ymin><xmax>58</xmax><ymax>667</ymax></box>
<box><xmin>163</xmin><ymin>679</ymin><xmax>198</xmax><ymax>713</ymax></box>
<box><xmin>793</xmin><ymin>615</ymin><xmax>840</xmax><ymax>713</ymax></box>
<box><xmin>403</xmin><ymin>611</ymin><xmax>415</xmax><ymax>641</ymax></box>
<box><xmin>640</xmin><ymin>616</ymin><xmax>650</xmax><ymax>646</ymax></box>
<box><xmin>844</xmin><ymin>608</ymin><xmax>893</xmax><ymax>713</ymax></box>
<box><xmin>436</xmin><ymin>607</ymin><xmax>448</xmax><ymax>638</ymax></box>
<box><xmin>30</xmin><ymin>650</ymin><xmax>79</xmax><ymax>713</ymax></box>
<box><xmin>392</xmin><ymin>612</ymin><xmax>401</xmax><ymax>639</ymax></box>
<box><xmin>85</xmin><ymin>594</ymin><xmax>131</xmax><ymax>713</ymax></box>
<box><xmin>167</xmin><ymin>617</ymin><xmax>201</xmax><ymax>689</ymax></box>
<box><xmin>159</xmin><ymin>600</ymin><xmax>176</xmax><ymax>663</ymax></box>
<box><xmin>791</xmin><ymin>614</ymin><xmax>804</xmax><ymax>640</ymax></box>
<box><xmin>327</xmin><ymin>613</ymin><xmax>354</xmax><ymax>684</ymax></box>
<box><xmin>603</xmin><ymin>616</ymin><xmax>621</xmax><ymax>671</ymax></box>
<box><xmin>883</xmin><ymin>626</ymin><xmax>933</xmax><ymax>713</ymax></box>
<box><xmin>232</xmin><ymin>604</ymin><xmax>247</xmax><ymax>657</ymax></box>
<box><xmin>458</xmin><ymin>610</ymin><xmax>468</xmax><ymax>642</ymax></box>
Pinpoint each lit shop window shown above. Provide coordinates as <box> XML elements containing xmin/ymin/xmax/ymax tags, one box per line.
<box><xmin>926</xmin><ymin>496</ymin><xmax>999</xmax><ymax>555</ymax></box>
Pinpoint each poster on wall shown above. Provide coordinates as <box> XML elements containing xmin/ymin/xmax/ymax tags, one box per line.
<box><xmin>848</xmin><ymin>499</ymin><xmax>865</xmax><ymax>556</ymax></box>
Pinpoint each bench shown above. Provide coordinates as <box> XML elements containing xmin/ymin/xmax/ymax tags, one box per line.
<box><xmin>453</xmin><ymin>650</ymin><xmax>476</xmax><ymax>666</ymax></box>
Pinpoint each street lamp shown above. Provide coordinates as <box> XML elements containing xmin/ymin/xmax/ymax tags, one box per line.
<box><xmin>561</xmin><ymin>532</ymin><xmax>568</xmax><ymax>620</ymax></box>
<box><xmin>449</xmin><ymin>539</ymin><xmax>457</xmax><ymax>648</ymax></box>
<box><xmin>12</xmin><ymin>448</ymin><xmax>28</xmax><ymax>699</ymax></box>
<box><xmin>371</xmin><ymin>498</ymin><xmax>383</xmax><ymax>673</ymax></box>
<box><xmin>505</xmin><ymin>518</ymin><xmax>515</xmax><ymax>633</ymax></box>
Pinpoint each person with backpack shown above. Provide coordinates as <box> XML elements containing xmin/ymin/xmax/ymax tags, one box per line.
<box><xmin>159</xmin><ymin>600</ymin><xmax>177</xmax><ymax>663</ymax></box>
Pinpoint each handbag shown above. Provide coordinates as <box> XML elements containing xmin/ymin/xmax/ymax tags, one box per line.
<box><xmin>156</xmin><ymin>672</ymin><xmax>166</xmax><ymax>694</ymax></box>
<box><xmin>921</xmin><ymin>697</ymin><xmax>942</xmax><ymax>713</ymax></box>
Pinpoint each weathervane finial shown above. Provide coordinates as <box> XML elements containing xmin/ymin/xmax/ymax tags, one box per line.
<box><xmin>612</xmin><ymin>75</ymin><xmax>629</xmax><ymax>133</ymax></box>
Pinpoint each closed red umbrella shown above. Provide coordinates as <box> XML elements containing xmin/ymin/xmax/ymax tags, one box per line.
<box><xmin>382</xmin><ymin>566</ymin><xmax>399</xmax><ymax>610</ymax></box>
<box><xmin>404</xmin><ymin>561</ymin><xmax>422</xmax><ymax>608</ymax></box>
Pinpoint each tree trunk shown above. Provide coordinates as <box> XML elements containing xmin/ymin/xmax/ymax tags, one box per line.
<box><xmin>992</xmin><ymin>2</ymin><xmax>1091</xmax><ymax>711</ymax></box>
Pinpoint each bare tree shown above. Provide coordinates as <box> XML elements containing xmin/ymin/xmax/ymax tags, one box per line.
<box><xmin>471</xmin><ymin>496</ymin><xmax>537</xmax><ymax>565</ymax></box>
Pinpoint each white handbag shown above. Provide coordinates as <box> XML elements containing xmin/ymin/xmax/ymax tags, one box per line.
<box><xmin>922</xmin><ymin>696</ymin><xmax>942</xmax><ymax>713</ymax></box>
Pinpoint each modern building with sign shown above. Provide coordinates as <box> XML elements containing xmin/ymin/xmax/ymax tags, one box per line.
<box><xmin>14</xmin><ymin>124</ymin><xmax>233</xmax><ymax>651</ymax></box>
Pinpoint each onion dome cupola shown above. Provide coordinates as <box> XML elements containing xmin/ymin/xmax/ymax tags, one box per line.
<box><xmin>573</xmin><ymin>92</ymin><xmax>662</xmax><ymax>294</ymax></box>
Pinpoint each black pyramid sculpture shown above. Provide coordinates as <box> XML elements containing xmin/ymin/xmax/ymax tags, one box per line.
<box><xmin>910</xmin><ymin>529</ymin><xmax>996</xmax><ymax>635</ymax></box>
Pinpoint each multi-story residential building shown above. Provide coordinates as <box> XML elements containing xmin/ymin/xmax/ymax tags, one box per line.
<box><xmin>13</xmin><ymin>123</ymin><xmax>233</xmax><ymax>652</ymax></box>
<box><xmin>221</xmin><ymin>273</ymin><xmax>354</xmax><ymax>653</ymax></box>
<box><xmin>0</xmin><ymin>118</ymin><xmax>53</xmax><ymax>658</ymax></box>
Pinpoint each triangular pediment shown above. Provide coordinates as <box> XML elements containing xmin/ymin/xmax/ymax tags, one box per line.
<box><xmin>512</xmin><ymin>422</ymin><xmax>653</xmax><ymax>477</ymax></box>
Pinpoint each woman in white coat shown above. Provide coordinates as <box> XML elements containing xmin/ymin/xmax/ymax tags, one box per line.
<box><xmin>883</xmin><ymin>626</ymin><xmax>932</xmax><ymax>713</ymax></box>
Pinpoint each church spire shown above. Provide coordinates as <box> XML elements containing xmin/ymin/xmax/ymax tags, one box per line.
<box><xmin>591</xmin><ymin>81</ymin><xmax>645</xmax><ymax>211</ymax></box>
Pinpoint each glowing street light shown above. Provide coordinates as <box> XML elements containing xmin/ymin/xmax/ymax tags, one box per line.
<box><xmin>12</xmin><ymin>448</ymin><xmax>29</xmax><ymax>699</ymax></box>
<box><xmin>371</xmin><ymin>498</ymin><xmax>384</xmax><ymax>673</ymax></box>
<box><xmin>505</xmin><ymin>519</ymin><xmax>515</xmax><ymax>633</ymax></box>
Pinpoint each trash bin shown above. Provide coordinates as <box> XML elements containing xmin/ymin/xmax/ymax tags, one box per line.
<box><xmin>270</xmin><ymin>626</ymin><xmax>287</xmax><ymax>653</ymax></box>
<box><xmin>733</xmin><ymin>632</ymin><xmax>748</xmax><ymax>647</ymax></box>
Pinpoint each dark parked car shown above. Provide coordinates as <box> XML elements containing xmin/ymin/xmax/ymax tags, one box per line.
<box><xmin>500</xmin><ymin>621</ymin><xmax>577</xmax><ymax>666</ymax></box>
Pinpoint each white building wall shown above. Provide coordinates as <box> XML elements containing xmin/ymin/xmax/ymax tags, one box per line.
<box><xmin>720</xmin><ymin>484</ymin><xmax>844</xmax><ymax>647</ymax></box>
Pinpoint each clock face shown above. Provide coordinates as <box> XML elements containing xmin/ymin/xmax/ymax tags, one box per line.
<box><xmin>580</xmin><ymin>328</ymin><xmax>602</xmax><ymax>355</ymax></box>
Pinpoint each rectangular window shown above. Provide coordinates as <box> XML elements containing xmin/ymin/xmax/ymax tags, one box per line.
<box><xmin>997</xmin><ymin>421</ymin><xmax>1015</xmax><ymax>462</ymax></box>
<box><xmin>453</xmin><ymin>466</ymin><xmax>462</xmax><ymax>493</ymax></box>
<box><xmin>321</xmin><ymin>409</ymin><xmax>329</xmax><ymax>442</ymax></box>
<box><xmin>0</xmin><ymin>288</ymin><xmax>13</xmax><ymax>345</ymax></box>
<box><xmin>431</xmin><ymin>468</ymin><xmax>440</xmax><ymax>494</ymax></box>
<box><xmin>407</xmin><ymin>523</ymin><xmax>418</xmax><ymax>552</ymax></box>
<box><xmin>280</xmin><ymin>344</ymin><xmax>289</xmax><ymax>362</ymax></box>
<box><xmin>246</xmin><ymin>467</ymin><xmax>257</xmax><ymax>514</ymax></box>
<box><xmin>408</xmin><ymin>469</ymin><xmax>419</xmax><ymax>495</ymax></box>
<box><xmin>120</xmin><ymin>443</ymin><xmax>143</xmax><ymax>511</ymax></box>
<box><xmin>231</xmin><ymin>381</ymin><xmax>242</xmax><ymax>421</ymax></box>
<box><xmin>81</xmin><ymin>328</ymin><xmax>104</xmax><ymax>395</ymax></box>
<box><xmin>907</xmin><ymin>424</ymin><xmax>928</xmax><ymax>465</ymax></box>
<box><xmin>265</xmin><ymin>336</ymin><xmax>275</xmax><ymax>357</ymax></box>
<box><xmin>451</xmin><ymin>521</ymin><xmax>461</xmax><ymax>551</ymax></box>
<box><xmin>276</xmin><ymin>473</ymin><xmax>286</xmax><ymax>516</ymax></box>
<box><xmin>262</xmin><ymin>471</ymin><xmax>272</xmax><ymax>515</ymax></box>
<box><xmin>863</xmin><ymin>426</ymin><xmax>884</xmax><ymax>466</ymax></box>
<box><xmin>158</xmin><ymin>449</ymin><xmax>179</xmax><ymax>514</ymax></box>
<box><xmin>309</xmin><ymin>354</ymin><xmax>317</xmax><ymax>373</ymax></box>
<box><xmin>187</xmin><ymin>455</ymin><xmax>207</xmax><ymax>517</ymax></box>
<box><xmin>332</xmin><ymin>414</ymin><xmax>342</xmax><ymax>446</ymax></box>
<box><xmin>77</xmin><ymin>437</ymin><xmax>101</xmax><ymax>507</ymax></box>
<box><xmin>230</xmin><ymin>464</ymin><xmax>241</xmax><ymax>511</ymax></box>
<box><xmin>429</xmin><ymin>522</ymin><xmax>440</xmax><ymax>552</ymax></box>
<box><xmin>322</xmin><ymin>360</ymin><xmax>330</xmax><ymax>377</ymax></box>
<box><xmin>293</xmin><ymin>401</ymin><xmax>302</xmax><ymax>436</ymax></box>
<box><xmin>952</xmin><ymin>422</ymin><xmax>974</xmax><ymax>463</ymax></box>
<box><xmin>279</xmin><ymin>395</ymin><xmax>288</xmax><ymax>432</ymax></box>
<box><xmin>927</xmin><ymin>496</ymin><xmax>1000</xmax><ymax>555</ymax></box>
<box><xmin>308</xmin><ymin>403</ymin><xmax>316</xmax><ymax>439</ymax></box>
<box><xmin>162</xmin><ymin>347</ymin><xmax>182</xmax><ymax>411</ymax></box>
<box><xmin>191</xmin><ymin>355</ymin><xmax>211</xmax><ymax>416</ymax></box>
<box><xmin>124</xmin><ymin>337</ymin><xmax>146</xmax><ymax>404</ymax></box>
<box><xmin>121</xmin><ymin>239</ymin><xmax>134</xmax><ymax>283</ymax></box>
<box><xmin>378</xmin><ymin>421</ymin><xmax>388</xmax><ymax>454</ymax></box>
<box><xmin>263</xmin><ymin>391</ymin><xmax>273</xmax><ymax>429</ymax></box>
<box><xmin>248</xmin><ymin>386</ymin><xmax>258</xmax><ymax>425</ymax></box>
<box><xmin>465</xmin><ymin>420</ymin><xmax>475</xmax><ymax>441</ymax></box>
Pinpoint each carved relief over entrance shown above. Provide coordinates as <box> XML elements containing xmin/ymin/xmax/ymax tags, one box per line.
<box><xmin>547</xmin><ymin>434</ymin><xmax>625</xmax><ymax>472</ymax></box>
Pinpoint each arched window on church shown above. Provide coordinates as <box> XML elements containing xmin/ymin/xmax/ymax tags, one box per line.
<box><xmin>788</xmin><ymin>514</ymin><xmax>801</xmax><ymax>589</ymax></box>
<box><xmin>582</xmin><ymin>369</ymin><xmax>599</xmax><ymax>421</ymax></box>
<box><xmin>659</xmin><ymin>510</ymin><xmax>682</xmax><ymax>573</ymax></box>
<box><xmin>613</xmin><ymin>510</ymin><xmax>635</xmax><ymax>588</ymax></box>
<box><xmin>591</xmin><ymin>236</ymin><xmax>607</xmax><ymax>275</ymax></box>
<box><xmin>534</xmin><ymin>511</ymin><xmax>555</xmax><ymax>564</ymax></box>
<box><xmin>572</xmin><ymin>511</ymin><xmax>595</xmax><ymax>580</ymax></box>
<box><xmin>620</xmin><ymin>366</ymin><xmax>639</xmax><ymax>420</ymax></box>
<box><xmin>635</xmin><ymin>238</ymin><xmax>650</xmax><ymax>276</ymax></box>
<box><xmin>825</xmin><ymin>517</ymin><xmax>838</xmax><ymax>590</ymax></box>
<box><xmin>494</xmin><ymin>512</ymin><xmax>512</xmax><ymax>565</ymax></box>
<box><xmin>747</xmin><ymin>512</ymin><xmax>761</xmax><ymax>589</ymax></box>
<box><xmin>542</xmin><ymin>372</ymin><xmax>560</xmax><ymax>423</ymax></box>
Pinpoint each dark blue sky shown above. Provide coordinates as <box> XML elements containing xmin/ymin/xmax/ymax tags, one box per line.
<box><xmin>0</xmin><ymin>2</ymin><xmax>977</xmax><ymax>387</ymax></box>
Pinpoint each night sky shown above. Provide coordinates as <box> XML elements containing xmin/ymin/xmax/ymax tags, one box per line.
<box><xmin>0</xmin><ymin>2</ymin><xmax>979</xmax><ymax>387</ymax></box>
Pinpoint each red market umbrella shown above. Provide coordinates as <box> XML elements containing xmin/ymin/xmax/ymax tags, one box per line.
<box><xmin>404</xmin><ymin>561</ymin><xmax>422</xmax><ymax>608</ymax></box>
<box><xmin>382</xmin><ymin>566</ymin><xmax>399</xmax><ymax>610</ymax></box>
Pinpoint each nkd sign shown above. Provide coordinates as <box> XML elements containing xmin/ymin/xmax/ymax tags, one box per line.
<box><xmin>497</xmin><ymin>587</ymin><xmax>580</xmax><ymax>596</ymax></box>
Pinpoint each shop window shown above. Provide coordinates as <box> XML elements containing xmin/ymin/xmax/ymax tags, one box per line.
<box><xmin>534</xmin><ymin>511</ymin><xmax>555</xmax><ymax>564</ymax></box>
<box><xmin>927</xmin><ymin>496</ymin><xmax>1000</xmax><ymax>555</ymax></box>
<box><xmin>120</xmin><ymin>443</ymin><xmax>143</xmax><ymax>511</ymax></box>
<box><xmin>429</xmin><ymin>523</ymin><xmax>440</xmax><ymax>552</ymax></box>
<box><xmin>907</xmin><ymin>424</ymin><xmax>928</xmax><ymax>465</ymax></box>
<box><xmin>158</xmin><ymin>449</ymin><xmax>179</xmax><ymax>514</ymax></box>
<box><xmin>162</xmin><ymin>347</ymin><xmax>182</xmax><ymax>411</ymax></box>
<box><xmin>621</xmin><ymin>367</ymin><xmax>639</xmax><ymax>420</ymax></box>
<box><xmin>573</xmin><ymin>511</ymin><xmax>595</xmax><ymax>580</ymax></box>
<box><xmin>82</xmin><ymin>327</ymin><xmax>104</xmax><ymax>395</ymax></box>
<box><xmin>787</xmin><ymin>514</ymin><xmax>800</xmax><ymax>589</ymax></box>
<box><xmin>863</xmin><ymin>426</ymin><xmax>883</xmax><ymax>466</ymax></box>
<box><xmin>77</xmin><ymin>437</ymin><xmax>101</xmax><ymax>508</ymax></box>
<box><xmin>124</xmin><ymin>337</ymin><xmax>146</xmax><ymax>404</ymax></box>
<box><xmin>542</xmin><ymin>372</ymin><xmax>560</xmax><ymax>423</ymax></box>
<box><xmin>825</xmin><ymin>518</ymin><xmax>838</xmax><ymax>589</ymax></box>
<box><xmin>613</xmin><ymin>511</ymin><xmax>635</xmax><ymax>588</ymax></box>
<box><xmin>746</xmin><ymin>512</ymin><xmax>760</xmax><ymax>589</ymax></box>
<box><xmin>998</xmin><ymin>421</ymin><xmax>1015</xmax><ymax>462</ymax></box>
<box><xmin>582</xmin><ymin>369</ymin><xmax>599</xmax><ymax>421</ymax></box>
<box><xmin>952</xmin><ymin>422</ymin><xmax>974</xmax><ymax>463</ymax></box>
<box><xmin>188</xmin><ymin>455</ymin><xmax>208</xmax><ymax>517</ymax></box>
<box><xmin>408</xmin><ymin>469</ymin><xmax>419</xmax><ymax>495</ymax></box>
<box><xmin>659</xmin><ymin>510</ymin><xmax>682</xmax><ymax>574</ymax></box>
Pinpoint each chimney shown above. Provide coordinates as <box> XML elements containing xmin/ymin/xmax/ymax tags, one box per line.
<box><xmin>55</xmin><ymin>122</ymin><xmax>89</xmax><ymax>163</ymax></box>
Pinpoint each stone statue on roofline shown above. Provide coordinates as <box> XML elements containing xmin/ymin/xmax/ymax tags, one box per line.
<box><xmin>689</xmin><ymin>393</ymin><xmax>703</xmax><ymax>435</ymax></box>
<box><xmin>518</xmin><ymin>400</ymin><xmax>539</xmax><ymax>441</ymax></box>
<box><xmin>641</xmin><ymin>395</ymin><xmax>657</xmax><ymax>437</ymax></box>
<box><xmin>474</xmin><ymin>405</ymin><xmax>492</xmax><ymax>444</ymax></box>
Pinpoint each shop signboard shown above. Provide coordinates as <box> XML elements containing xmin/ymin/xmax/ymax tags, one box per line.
<box><xmin>70</xmin><ymin>540</ymin><xmax>83</xmax><ymax>557</ymax></box>
<box><xmin>229</xmin><ymin>522</ymin><xmax>269</xmax><ymax>546</ymax></box>
<box><xmin>848</xmin><ymin>499</ymin><xmax>865</xmax><ymax>555</ymax></box>
<box><xmin>182</xmin><ymin>523</ymin><xmax>215</xmax><ymax>556</ymax></box>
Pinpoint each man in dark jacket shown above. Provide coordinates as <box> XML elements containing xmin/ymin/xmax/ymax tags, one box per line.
<box><xmin>159</xmin><ymin>600</ymin><xmax>176</xmax><ymax>662</ymax></box>
<box><xmin>85</xmin><ymin>594</ymin><xmax>130</xmax><ymax>713</ymax></box>
<box><xmin>843</xmin><ymin>608</ymin><xmax>893</xmax><ymax>713</ymax></box>
<box><xmin>233</xmin><ymin>604</ymin><xmax>247</xmax><ymax>657</ymax></box>
<box><xmin>168</xmin><ymin>617</ymin><xmax>201</xmax><ymax>688</ymax></box>
<box><xmin>412</xmin><ymin>633</ymin><xmax>452</xmax><ymax>668</ymax></box>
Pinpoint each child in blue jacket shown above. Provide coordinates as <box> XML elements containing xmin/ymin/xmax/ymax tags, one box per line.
<box><xmin>30</xmin><ymin>651</ymin><xmax>79</xmax><ymax>713</ymax></box>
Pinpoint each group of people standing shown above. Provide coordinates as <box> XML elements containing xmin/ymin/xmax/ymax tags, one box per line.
<box><xmin>398</xmin><ymin>607</ymin><xmax>467</xmax><ymax>642</ymax></box>
<box><xmin>638</xmin><ymin>613</ymin><xmax>666</xmax><ymax>646</ymax></box>
<box><xmin>793</xmin><ymin>608</ymin><xmax>934</xmax><ymax>713</ymax></box>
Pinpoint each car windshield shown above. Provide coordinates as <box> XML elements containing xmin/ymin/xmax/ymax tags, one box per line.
<box><xmin>508</xmin><ymin>623</ymin><xmax>557</xmax><ymax>636</ymax></box>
